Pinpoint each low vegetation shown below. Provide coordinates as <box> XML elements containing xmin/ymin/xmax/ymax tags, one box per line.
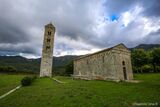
<box><xmin>65</xmin><ymin>61</ymin><xmax>74</xmax><ymax>75</ymax></box>
<box><xmin>0</xmin><ymin>73</ymin><xmax>159</xmax><ymax>107</ymax></box>
<box><xmin>132</xmin><ymin>48</ymin><xmax>160</xmax><ymax>73</ymax></box>
<box><xmin>0</xmin><ymin>74</ymin><xmax>25</xmax><ymax>95</ymax></box>
<box><xmin>0</xmin><ymin>66</ymin><xmax>17</xmax><ymax>73</ymax></box>
<box><xmin>21</xmin><ymin>76</ymin><xmax>37</xmax><ymax>86</ymax></box>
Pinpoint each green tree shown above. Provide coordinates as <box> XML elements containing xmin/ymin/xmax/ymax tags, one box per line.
<box><xmin>131</xmin><ymin>49</ymin><xmax>148</xmax><ymax>73</ymax></box>
<box><xmin>65</xmin><ymin>61</ymin><xmax>74</xmax><ymax>76</ymax></box>
<box><xmin>141</xmin><ymin>64</ymin><xmax>153</xmax><ymax>73</ymax></box>
<box><xmin>0</xmin><ymin>66</ymin><xmax>17</xmax><ymax>72</ymax></box>
<box><xmin>151</xmin><ymin>48</ymin><xmax>160</xmax><ymax>72</ymax></box>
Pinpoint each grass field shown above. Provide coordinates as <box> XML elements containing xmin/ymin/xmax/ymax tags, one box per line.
<box><xmin>0</xmin><ymin>74</ymin><xmax>25</xmax><ymax>95</ymax></box>
<box><xmin>0</xmin><ymin>73</ymin><xmax>160</xmax><ymax>107</ymax></box>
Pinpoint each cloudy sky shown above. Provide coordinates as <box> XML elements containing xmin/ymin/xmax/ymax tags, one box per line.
<box><xmin>0</xmin><ymin>0</ymin><xmax>160</xmax><ymax>58</ymax></box>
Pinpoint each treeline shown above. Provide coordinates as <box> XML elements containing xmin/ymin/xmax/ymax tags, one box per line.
<box><xmin>131</xmin><ymin>48</ymin><xmax>160</xmax><ymax>73</ymax></box>
<box><xmin>0</xmin><ymin>66</ymin><xmax>37</xmax><ymax>74</ymax></box>
<box><xmin>65</xmin><ymin>48</ymin><xmax>160</xmax><ymax>75</ymax></box>
<box><xmin>0</xmin><ymin>66</ymin><xmax>17</xmax><ymax>73</ymax></box>
<box><xmin>0</xmin><ymin>47</ymin><xmax>160</xmax><ymax>74</ymax></box>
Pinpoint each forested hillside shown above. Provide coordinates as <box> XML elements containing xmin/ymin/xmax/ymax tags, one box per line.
<box><xmin>0</xmin><ymin>44</ymin><xmax>160</xmax><ymax>74</ymax></box>
<box><xmin>0</xmin><ymin>55</ymin><xmax>79</xmax><ymax>75</ymax></box>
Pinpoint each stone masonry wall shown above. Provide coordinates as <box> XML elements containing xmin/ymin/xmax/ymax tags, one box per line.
<box><xmin>74</xmin><ymin>44</ymin><xmax>133</xmax><ymax>81</ymax></box>
<box><xmin>40</xmin><ymin>24</ymin><xmax>55</xmax><ymax>77</ymax></box>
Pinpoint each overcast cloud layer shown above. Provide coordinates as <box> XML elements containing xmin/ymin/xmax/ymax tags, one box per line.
<box><xmin>0</xmin><ymin>0</ymin><xmax>160</xmax><ymax>58</ymax></box>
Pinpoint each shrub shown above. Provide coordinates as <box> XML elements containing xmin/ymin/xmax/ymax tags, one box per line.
<box><xmin>21</xmin><ymin>76</ymin><xmax>36</xmax><ymax>86</ymax></box>
<box><xmin>65</xmin><ymin>61</ymin><xmax>73</xmax><ymax>76</ymax></box>
<box><xmin>141</xmin><ymin>65</ymin><xmax>153</xmax><ymax>73</ymax></box>
<box><xmin>133</xmin><ymin>66</ymin><xmax>141</xmax><ymax>73</ymax></box>
<box><xmin>156</xmin><ymin>66</ymin><xmax>160</xmax><ymax>72</ymax></box>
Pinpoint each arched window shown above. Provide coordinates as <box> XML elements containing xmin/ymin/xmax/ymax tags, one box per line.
<box><xmin>48</xmin><ymin>31</ymin><xmax>51</xmax><ymax>35</ymax></box>
<box><xmin>122</xmin><ymin>61</ymin><xmax>125</xmax><ymax>65</ymax></box>
<box><xmin>46</xmin><ymin>46</ymin><xmax>50</xmax><ymax>50</ymax></box>
<box><xmin>47</xmin><ymin>38</ymin><xmax>50</xmax><ymax>42</ymax></box>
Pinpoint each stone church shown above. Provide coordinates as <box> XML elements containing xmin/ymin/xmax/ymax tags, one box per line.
<box><xmin>73</xmin><ymin>43</ymin><xmax>133</xmax><ymax>81</ymax></box>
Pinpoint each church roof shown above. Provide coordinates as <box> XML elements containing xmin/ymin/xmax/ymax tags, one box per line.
<box><xmin>74</xmin><ymin>43</ymin><xmax>130</xmax><ymax>61</ymax></box>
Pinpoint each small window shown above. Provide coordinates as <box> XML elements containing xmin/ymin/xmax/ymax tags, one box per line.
<box><xmin>46</xmin><ymin>46</ymin><xmax>50</xmax><ymax>50</ymax></box>
<box><xmin>123</xmin><ymin>67</ymin><xmax>127</xmax><ymax>80</ymax></box>
<box><xmin>122</xmin><ymin>61</ymin><xmax>125</xmax><ymax>65</ymax></box>
<box><xmin>47</xmin><ymin>38</ymin><xmax>50</xmax><ymax>42</ymax></box>
<box><xmin>48</xmin><ymin>31</ymin><xmax>51</xmax><ymax>35</ymax></box>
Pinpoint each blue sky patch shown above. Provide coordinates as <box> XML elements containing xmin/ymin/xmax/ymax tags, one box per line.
<box><xmin>110</xmin><ymin>14</ymin><xmax>119</xmax><ymax>21</ymax></box>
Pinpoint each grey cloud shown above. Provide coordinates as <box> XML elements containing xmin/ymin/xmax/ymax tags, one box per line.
<box><xmin>0</xmin><ymin>19</ymin><xmax>30</xmax><ymax>43</ymax></box>
<box><xmin>144</xmin><ymin>29</ymin><xmax>160</xmax><ymax>43</ymax></box>
<box><xmin>0</xmin><ymin>0</ymin><xmax>160</xmax><ymax>57</ymax></box>
<box><xmin>0</xmin><ymin>43</ymin><xmax>37</xmax><ymax>54</ymax></box>
<box><xmin>104</xmin><ymin>0</ymin><xmax>160</xmax><ymax>17</ymax></box>
<box><xmin>104</xmin><ymin>0</ymin><xmax>136</xmax><ymax>15</ymax></box>
<box><xmin>138</xmin><ymin>0</ymin><xmax>160</xmax><ymax>17</ymax></box>
<box><xmin>0</xmin><ymin>51</ymin><xmax>19</xmax><ymax>56</ymax></box>
<box><xmin>1</xmin><ymin>0</ymin><xmax>100</xmax><ymax>55</ymax></box>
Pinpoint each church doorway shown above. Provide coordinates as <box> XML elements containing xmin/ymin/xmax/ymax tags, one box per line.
<box><xmin>123</xmin><ymin>67</ymin><xmax>127</xmax><ymax>80</ymax></box>
<box><xmin>122</xmin><ymin>61</ymin><xmax>127</xmax><ymax>80</ymax></box>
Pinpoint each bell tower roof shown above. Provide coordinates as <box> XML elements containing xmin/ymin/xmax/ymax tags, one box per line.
<box><xmin>45</xmin><ymin>23</ymin><xmax>55</xmax><ymax>31</ymax></box>
<box><xmin>45</xmin><ymin>23</ymin><xmax>55</xmax><ymax>28</ymax></box>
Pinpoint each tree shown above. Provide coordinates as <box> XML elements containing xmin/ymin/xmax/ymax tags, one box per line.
<box><xmin>65</xmin><ymin>61</ymin><xmax>74</xmax><ymax>76</ymax></box>
<box><xmin>151</xmin><ymin>48</ymin><xmax>160</xmax><ymax>72</ymax></box>
<box><xmin>0</xmin><ymin>66</ymin><xmax>17</xmax><ymax>72</ymax></box>
<box><xmin>131</xmin><ymin>49</ymin><xmax>149</xmax><ymax>73</ymax></box>
<box><xmin>141</xmin><ymin>64</ymin><xmax>153</xmax><ymax>73</ymax></box>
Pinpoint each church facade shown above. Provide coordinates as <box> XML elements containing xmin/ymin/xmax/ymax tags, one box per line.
<box><xmin>73</xmin><ymin>43</ymin><xmax>133</xmax><ymax>81</ymax></box>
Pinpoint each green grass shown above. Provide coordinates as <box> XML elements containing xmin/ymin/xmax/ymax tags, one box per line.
<box><xmin>0</xmin><ymin>73</ymin><xmax>160</xmax><ymax>107</ymax></box>
<box><xmin>0</xmin><ymin>74</ymin><xmax>25</xmax><ymax>95</ymax></box>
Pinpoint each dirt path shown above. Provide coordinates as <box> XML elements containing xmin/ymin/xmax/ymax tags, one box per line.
<box><xmin>51</xmin><ymin>78</ymin><xmax>66</xmax><ymax>84</ymax></box>
<box><xmin>0</xmin><ymin>85</ymin><xmax>21</xmax><ymax>99</ymax></box>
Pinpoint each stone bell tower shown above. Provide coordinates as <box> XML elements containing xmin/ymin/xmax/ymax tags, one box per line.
<box><xmin>40</xmin><ymin>23</ymin><xmax>55</xmax><ymax>77</ymax></box>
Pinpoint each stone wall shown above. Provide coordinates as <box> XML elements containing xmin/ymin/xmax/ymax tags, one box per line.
<box><xmin>73</xmin><ymin>44</ymin><xmax>133</xmax><ymax>81</ymax></box>
<box><xmin>40</xmin><ymin>23</ymin><xmax>55</xmax><ymax>77</ymax></box>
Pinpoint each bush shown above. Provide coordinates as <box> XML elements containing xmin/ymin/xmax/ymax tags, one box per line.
<box><xmin>133</xmin><ymin>66</ymin><xmax>141</xmax><ymax>73</ymax></box>
<box><xmin>65</xmin><ymin>61</ymin><xmax>73</xmax><ymax>76</ymax></box>
<box><xmin>141</xmin><ymin>65</ymin><xmax>153</xmax><ymax>73</ymax></box>
<box><xmin>155</xmin><ymin>66</ymin><xmax>160</xmax><ymax>72</ymax></box>
<box><xmin>21</xmin><ymin>76</ymin><xmax>36</xmax><ymax>86</ymax></box>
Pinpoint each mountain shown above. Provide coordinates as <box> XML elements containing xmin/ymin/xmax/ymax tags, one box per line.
<box><xmin>0</xmin><ymin>44</ymin><xmax>160</xmax><ymax>74</ymax></box>
<box><xmin>53</xmin><ymin>55</ymin><xmax>79</xmax><ymax>67</ymax></box>
<box><xmin>0</xmin><ymin>55</ymin><xmax>79</xmax><ymax>73</ymax></box>
<box><xmin>0</xmin><ymin>56</ymin><xmax>40</xmax><ymax>72</ymax></box>
<box><xmin>130</xmin><ymin>44</ymin><xmax>160</xmax><ymax>51</ymax></box>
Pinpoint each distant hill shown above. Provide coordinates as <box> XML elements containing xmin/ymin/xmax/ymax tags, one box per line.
<box><xmin>0</xmin><ymin>55</ymin><xmax>79</xmax><ymax>73</ymax></box>
<box><xmin>53</xmin><ymin>55</ymin><xmax>79</xmax><ymax>67</ymax></box>
<box><xmin>0</xmin><ymin>44</ymin><xmax>159</xmax><ymax>74</ymax></box>
<box><xmin>130</xmin><ymin>44</ymin><xmax>160</xmax><ymax>51</ymax></box>
<box><xmin>0</xmin><ymin>56</ymin><xmax>40</xmax><ymax>72</ymax></box>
